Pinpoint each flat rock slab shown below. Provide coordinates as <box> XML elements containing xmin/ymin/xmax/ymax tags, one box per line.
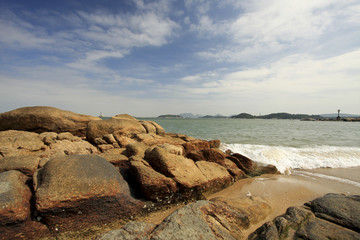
<box><xmin>34</xmin><ymin>155</ymin><xmax>144</xmax><ymax>231</ymax></box>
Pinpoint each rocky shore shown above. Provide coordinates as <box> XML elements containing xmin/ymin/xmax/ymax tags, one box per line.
<box><xmin>0</xmin><ymin>106</ymin><xmax>359</xmax><ymax>239</ymax></box>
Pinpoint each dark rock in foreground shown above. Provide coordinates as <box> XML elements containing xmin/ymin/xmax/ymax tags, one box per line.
<box><xmin>249</xmin><ymin>193</ymin><xmax>360</xmax><ymax>240</ymax></box>
<box><xmin>97</xmin><ymin>199</ymin><xmax>270</xmax><ymax>240</ymax></box>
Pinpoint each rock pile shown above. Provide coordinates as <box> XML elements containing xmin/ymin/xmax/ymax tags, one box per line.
<box><xmin>0</xmin><ymin>106</ymin><xmax>278</xmax><ymax>239</ymax></box>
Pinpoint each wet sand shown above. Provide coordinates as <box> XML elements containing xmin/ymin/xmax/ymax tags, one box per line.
<box><xmin>207</xmin><ymin>166</ymin><xmax>360</xmax><ymax>237</ymax></box>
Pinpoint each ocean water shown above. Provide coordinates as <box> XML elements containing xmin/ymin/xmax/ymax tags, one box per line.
<box><xmin>145</xmin><ymin>118</ymin><xmax>360</xmax><ymax>174</ymax></box>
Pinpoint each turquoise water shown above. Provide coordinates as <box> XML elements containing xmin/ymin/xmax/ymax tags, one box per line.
<box><xmin>143</xmin><ymin>118</ymin><xmax>360</xmax><ymax>173</ymax></box>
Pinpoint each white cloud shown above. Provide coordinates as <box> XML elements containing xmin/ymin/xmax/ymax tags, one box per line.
<box><xmin>192</xmin><ymin>0</ymin><xmax>360</xmax><ymax>63</ymax></box>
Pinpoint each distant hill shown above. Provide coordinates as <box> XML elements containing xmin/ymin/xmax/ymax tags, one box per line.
<box><xmin>231</xmin><ymin>112</ymin><xmax>323</xmax><ymax>120</ymax></box>
<box><xmin>158</xmin><ymin>114</ymin><xmax>183</xmax><ymax>118</ymax></box>
<box><xmin>201</xmin><ymin>114</ymin><xmax>227</xmax><ymax>118</ymax></box>
<box><xmin>231</xmin><ymin>113</ymin><xmax>255</xmax><ymax>119</ymax></box>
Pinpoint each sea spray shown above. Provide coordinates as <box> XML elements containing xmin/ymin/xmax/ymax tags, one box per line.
<box><xmin>221</xmin><ymin>143</ymin><xmax>360</xmax><ymax>174</ymax></box>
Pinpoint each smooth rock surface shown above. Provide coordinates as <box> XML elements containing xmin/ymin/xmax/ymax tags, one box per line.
<box><xmin>0</xmin><ymin>106</ymin><xmax>100</xmax><ymax>137</ymax></box>
<box><xmin>34</xmin><ymin>155</ymin><xmax>143</xmax><ymax>230</ymax></box>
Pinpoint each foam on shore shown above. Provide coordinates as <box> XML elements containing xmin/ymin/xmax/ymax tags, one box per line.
<box><xmin>222</xmin><ymin>143</ymin><xmax>360</xmax><ymax>174</ymax></box>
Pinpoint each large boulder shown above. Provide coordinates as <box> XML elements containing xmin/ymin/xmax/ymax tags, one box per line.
<box><xmin>145</xmin><ymin>145</ymin><xmax>208</xmax><ymax>190</ymax></box>
<box><xmin>33</xmin><ymin>155</ymin><xmax>144</xmax><ymax>231</ymax></box>
<box><xmin>308</xmin><ymin>193</ymin><xmax>360</xmax><ymax>232</ymax></box>
<box><xmin>0</xmin><ymin>106</ymin><xmax>100</xmax><ymax>137</ymax></box>
<box><xmin>249</xmin><ymin>193</ymin><xmax>360</xmax><ymax>240</ymax></box>
<box><xmin>129</xmin><ymin>158</ymin><xmax>178</xmax><ymax>202</ymax></box>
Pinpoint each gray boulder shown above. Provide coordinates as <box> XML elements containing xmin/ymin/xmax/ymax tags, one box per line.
<box><xmin>97</xmin><ymin>222</ymin><xmax>156</xmax><ymax>240</ymax></box>
<box><xmin>151</xmin><ymin>200</ymin><xmax>249</xmax><ymax>240</ymax></box>
<box><xmin>249</xmin><ymin>193</ymin><xmax>360</xmax><ymax>240</ymax></box>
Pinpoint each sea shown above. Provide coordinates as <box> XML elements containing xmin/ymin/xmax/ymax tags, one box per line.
<box><xmin>144</xmin><ymin>118</ymin><xmax>360</xmax><ymax>177</ymax></box>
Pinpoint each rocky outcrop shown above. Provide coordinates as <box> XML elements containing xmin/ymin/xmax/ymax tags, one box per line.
<box><xmin>97</xmin><ymin>197</ymin><xmax>272</xmax><ymax>240</ymax></box>
<box><xmin>34</xmin><ymin>155</ymin><xmax>144</xmax><ymax>231</ymax></box>
<box><xmin>249</xmin><ymin>193</ymin><xmax>360</xmax><ymax>240</ymax></box>
<box><xmin>0</xmin><ymin>106</ymin><xmax>281</xmax><ymax>239</ymax></box>
<box><xmin>0</xmin><ymin>106</ymin><xmax>100</xmax><ymax>137</ymax></box>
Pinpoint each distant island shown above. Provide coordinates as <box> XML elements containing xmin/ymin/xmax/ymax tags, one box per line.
<box><xmin>231</xmin><ymin>112</ymin><xmax>323</xmax><ymax>120</ymax></box>
<box><xmin>157</xmin><ymin>112</ymin><xmax>360</xmax><ymax>121</ymax></box>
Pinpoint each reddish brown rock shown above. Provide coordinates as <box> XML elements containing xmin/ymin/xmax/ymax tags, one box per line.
<box><xmin>34</xmin><ymin>155</ymin><xmax>144</xmax><ymax>231</ymax></box>
<box><xmin>227</xmin><ymin>153</ymin><xmax>257</xmax><ymax>175</ymax></box>
<box><xmin>145</xmin><ymin>145</ymin><xmax>208</xmax><ymax>190</ymax></box>
<box><xmin>0</xmin><ymin>170</ymin><xmax>31</xmax><ymax>224</ymax></box>
<box><xmin>0</xmin><ymin>106</ymin><xmax>100</xmax><ymax>137</ymax></box>
<box><xmin>195</xmin><ymin>161</ymin><xmax>232</xmax><ymax>192</ymax></box>
<box><xmin>182</xmin><ymin>140</ymin><xmax>211</xmax><ymax>154</ymax></box>
<box><xmin>185</xmin><ymin>151</ymin><xmax>206</xmax><ymax>162</ymax></box>
<box><xmin>130</xmin><ymin>158</ymin><xmax>177</xmax><ymax>202</ymax></box>
<box><xmin>223</xmin><ymin>158</ymin><xmax>246</xmax><ymax>179</ymax></box>
<box><xmin>209</xmin><ymin>139</ymin><xmax>221</xmax><ymax>148</ymax></box>
<box><xmin>199</xmin><ymin>148</ymin><xmax>227</xmax><ymax>166</ymax></box>
<box><xmin>97</xmin><ymin>152</ymin><xmax>129</xmax><ymax>168</ymax></box>
<box><xmin>0</xmin><ymin>156</ymin><xmax>40</xmax><ymax>176</ymax></box>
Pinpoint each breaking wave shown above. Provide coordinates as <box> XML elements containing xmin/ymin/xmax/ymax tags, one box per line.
<box><xmin>221</xmin><ymin>143</ymin><xmax>360</xmax><ymax>174</ymax></box>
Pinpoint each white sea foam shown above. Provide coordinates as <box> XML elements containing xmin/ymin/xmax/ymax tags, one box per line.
<box><xmin>221</xmin><ymin>143</ymin><xmax>360</xmax><ymax>174</ymax></box>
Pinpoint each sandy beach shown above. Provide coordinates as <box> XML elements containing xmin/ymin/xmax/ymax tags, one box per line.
<box><xmin>207</xmin><ymin>166</ymin><xmax>360</xmax><ymax>237</ymax></box>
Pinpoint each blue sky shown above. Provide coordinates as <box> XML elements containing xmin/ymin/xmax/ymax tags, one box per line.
<box><xmin>1</xmin><ymin>0</ymin><xmax>359</xmax><ymax>117</ymax></box>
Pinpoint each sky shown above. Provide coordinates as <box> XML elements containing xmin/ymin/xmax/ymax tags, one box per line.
<box><xmin>0</xmin><ymin>0</ymin><xmax>359</xmax><ymax>117</ymax></box>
